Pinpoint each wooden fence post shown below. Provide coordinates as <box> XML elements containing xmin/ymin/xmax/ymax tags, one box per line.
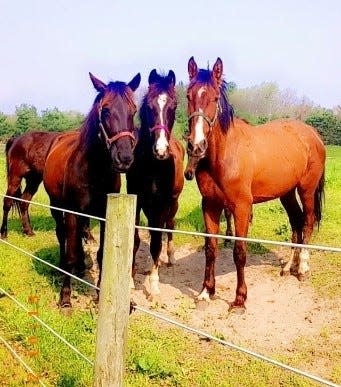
<box><xmin>94</xmin><ymin>193</ymin><xmax>136</xmax><ymax>387</ymax></box>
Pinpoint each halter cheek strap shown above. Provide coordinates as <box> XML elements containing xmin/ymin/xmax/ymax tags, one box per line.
<box><xmin>188</xmin><ymin>100</ymin><xmax>221</xmax><ymax>131</ymax></box>
<box><xmin>98</xmin><ymin>105</ymin><xmax>136</xmax><ymax>149</ymax></box>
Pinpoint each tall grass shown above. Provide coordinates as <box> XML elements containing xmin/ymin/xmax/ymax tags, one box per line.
<box><xmin>0</xmin><ymin>145</ymin><xmax>340</xmax><ymax>386</ymax></box>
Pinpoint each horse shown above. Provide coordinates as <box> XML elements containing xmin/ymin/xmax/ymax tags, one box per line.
<box><xmin>126</xmin><ymin>69</ymin><xmax>185</xmax><ymax>300</ymax></box>
<box><xmin>1</xmin><ymin>131</ymin><xmax>62</xmax><ymax>238</ymax></box>
<box><xmin>43</xmin><ymin>71</ymin><xmax>141</xmax><ymax>307</ymax></box>
<box><xmin>184</xmin><ymin>57</ymin><xmax>326</xmax><ymax>311</ymax></box>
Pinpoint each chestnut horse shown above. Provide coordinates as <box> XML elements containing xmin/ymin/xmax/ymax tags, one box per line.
<box><xmin>127</xmin><ymin>69</ymin><xmax>184</xmax><ymax>300</ymax></box>
<box><xmin>43</xmin><ymin>72</ymin><xmax>141</xmax><ymax>307</ymax></box>
<box><xmin>184</xmin><ymin>57</ymin><xmax>325</xmax><ymax>311</ymax></box>
<box><xmin>1</xmin><ymin>131</ymin><xmax>61</xmax><ymax>238</ymax></box>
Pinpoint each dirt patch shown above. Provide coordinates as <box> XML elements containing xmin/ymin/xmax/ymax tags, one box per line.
<box><xmin>127</xmin><ymin>231</ymin><xmax>340</xmax><ymax>355</ymax></box>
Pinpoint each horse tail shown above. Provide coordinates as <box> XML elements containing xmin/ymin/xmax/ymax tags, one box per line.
<box><xmin>314</xmin><ymin>169</ymin><xmax>325</xmax><ymax>228</ymax></box>
<box><xmin>5</xmin><ymin>136</ymin><xmax>16</xmax><ymax>182</ymax></box>
<box><xmin>4</xmin><ymin>136</ymin><xmax>22</xmax><ymax>215</ymax></box>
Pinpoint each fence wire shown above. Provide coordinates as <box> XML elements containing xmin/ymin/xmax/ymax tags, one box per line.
<box><xmin>0</xmin><ymin>193</ymin><xmax>340</xmax><ymax>386</ymax></box>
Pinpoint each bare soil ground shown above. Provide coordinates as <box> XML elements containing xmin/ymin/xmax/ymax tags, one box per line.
<box><xmin>123</xmin><ymin>231</ymin><xmax>340</xmax><ymax>356</ymax></box>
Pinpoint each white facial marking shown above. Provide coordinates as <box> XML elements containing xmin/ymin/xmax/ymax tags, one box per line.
<box><xmin>156</xmin><ymin>129</ymin><xmax>169</xmax><ymax>155</ymax></box>
<box><xmin>194</xmin><ymin>108</ymin><xmax>205</xmax><ymax>145</ymax></box>
<box><xmin>198</xmin><ymin>86</ymin><xmax>206</xmax><ymax>98</ymax></box>
<box><xmin>157</xmin><ymin>93</ymin><xmax>167</xmax><ymax>125</ymax></box>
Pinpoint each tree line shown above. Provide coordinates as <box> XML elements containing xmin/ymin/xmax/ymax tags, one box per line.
<box><xmin>1</xmin><ymin>82</ymin><xmax>340</xmax><ymax>145</ymax></box>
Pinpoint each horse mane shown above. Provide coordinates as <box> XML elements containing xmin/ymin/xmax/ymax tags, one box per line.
<box><xmin>80</xmin><ymin>81</ymin><xmax>135</xmax><ymax>149</ymax></box>
<box><xmin>193</xmin><ymin>69</ymin><xmax>234</xmax><ymax>133</ymax></box>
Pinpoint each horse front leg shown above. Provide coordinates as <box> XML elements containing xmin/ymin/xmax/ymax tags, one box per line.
<box><xmin>59</xmin><ymin>212</ymin><xmax>78</xmax><ymax>307</ymax></box>
<box><xmin>198</xmin><ymin>197</ymin><xmax>221</xmax><ymax>302</ymax></box>
<box><xmin>131</xmin><ymin>208</ymin><xmax>141</xmax><ymax>290</ymax></box>
<box><xmin>165</xmin><ymin>199</ymin><xmax>179</xmax><ymax>266</ymax></box>
<box><xmin>231</xmin><ymin>203</ymin><xmax>252</xmax><ymax>311</ymax></box>
<box><xmin>148</xmin><ymin>214</ymin><xmax>164</xmax><ymax>301</ymax></box>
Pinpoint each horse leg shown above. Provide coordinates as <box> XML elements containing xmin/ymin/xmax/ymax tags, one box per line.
<box><xmin>20</xmin><ymin>174</ymin><xmax>42</xmax><ymax>236</ymax></box>
<box><xmin>95</xmin><ymin>220</ymin><xmax>105</xmax><ymax>291</ymax></box>
<box><xmin>231</xmin><ymin>202</ymin><xmax>252</xmax><ymax>310</ymax></box>
<box><xmin>297</xmin><ymin>190</ymin><xmax>316</xmax><ymax>281</ymax></box>
<box><xmin>59</xmin><ymin>212</ymin><xmax>78</xmax><ymax>307</ymax></box>
<box><xmin>0</xmin><ymin>175</ymin><xmax>22</xmax><ymax>239</ymax></box>
<box><xmin>198</xmin><ymin>197</ymin><xmax>221</xmax><ymax>301</ymax></box>
<box><xmin>147</xmin><ymin>213</ymin><xmax>164</xmax><ymax>301</ymax></box>
<box><xmin>223</xmin><ymin>207</ymin><xmax>233</xmax><ymax>247</ymax></box>
<box><xmin>280</xmin><ymin>190</ymin><xmax>303</xmax><ymax>276</ymax></box>
<box><xmin>130</xmin><ymin>208</ymin><xmax>141</xmax><ymax>290</ymax></box>
<box><xmin>165</xmin><ymin>200</ymin><xmax>179</xmax><ymax>266</ymax></box>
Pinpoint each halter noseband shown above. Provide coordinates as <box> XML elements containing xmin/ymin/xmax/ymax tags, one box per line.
<box><xmin>188</xmin><ymin>100</ymin><xmax>221</xmax><ymax>131</ymax></box>
<box><xmin>149</xmin><ymin>124</ymin><xmax>171</xmax><ymax>136</ymax></box>
<box><xmin>98</xmin><ymin>104</ymin><xmax>136</xmax><ymax>149</ymax></box>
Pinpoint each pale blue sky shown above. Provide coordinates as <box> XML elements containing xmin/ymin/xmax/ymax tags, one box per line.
<box><xmin>0</xmin><ymin>0</ymin><xmax>340</xmax><ymax>114</ymax></box>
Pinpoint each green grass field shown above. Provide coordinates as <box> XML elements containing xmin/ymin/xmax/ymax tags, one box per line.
<box><xmin>0</xmin><ymin>145</ymin><xmax>340</xmax><ymax>386</ymax></box>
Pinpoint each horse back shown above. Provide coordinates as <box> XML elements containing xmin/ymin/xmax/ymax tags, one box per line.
<box><xmin>43</xmin><ymin>132</ymin><xmax>80</xmax><ymax>202</ymax></box>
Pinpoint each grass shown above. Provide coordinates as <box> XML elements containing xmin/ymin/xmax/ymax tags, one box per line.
<box><xmin>0</xmin><ymin>145</ymin><xmax>340</xmax><ymax>386</ymax></box>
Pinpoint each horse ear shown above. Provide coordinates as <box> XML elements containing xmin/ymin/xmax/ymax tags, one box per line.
<box><xmin>188</xmin><ymin>57</ymin><xmax>198</xmax><ymax>81</ymax></box>
<box><xmin>167</xmin><ymin>70</ymin><xmax>176</xmax><ymax>86</ymax></box>
<box><xmin>148</xmin><ymin>69</ymin><xmax>158</xmax><ymax>85</ymax></box>
<box><xmin>89</xmin><ymin>72</ymin><xmax>107</xmax><ymax>93</ymax></box>
<box><xmin>128</xmin><ymin>73</ymin><xmax>141</xmax><ymax>92</ymax></box>
<box><xmin>212</xmin><ymin>58</ymin><xmax>223</xmax><ymax>84</ymax></box>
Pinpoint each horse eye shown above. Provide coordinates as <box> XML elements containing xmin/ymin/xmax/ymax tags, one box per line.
<box><xmin>102</xmin><ymin>108</ymin><xmax>110</xmax><ymax>117</ymax></box>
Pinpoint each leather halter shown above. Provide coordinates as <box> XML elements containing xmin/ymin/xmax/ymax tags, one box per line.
<box><xmin>188</xmin><ymin>100</ymin><xmax>221</xmax><ymax>131</ymax></box>
<box><xmin>149</xmin><ymin>124</ymin><xmax>171</xmax><ymax>136</ymax></box>
<box><xmin>98</xmin><ymin>104</ymin><xmax>136</xmax><ymax>149</ymax></box>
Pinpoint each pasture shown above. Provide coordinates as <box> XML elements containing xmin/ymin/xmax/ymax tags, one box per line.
<box><xmin>0</xmin><ymin>144</ymin><xmax>340</xmax><ymax>386</ymax></box>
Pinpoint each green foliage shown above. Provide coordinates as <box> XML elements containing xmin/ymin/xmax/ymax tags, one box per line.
<box><xmin>0</xmin><ymin>111</ymin><xmax>15</xmax><ymax>138</ymax></box>
<box><xmin>305</xmin><ymin>109</ymin><xmax>341</xmax><ymax>145</ymax></box>
<box><xmin>41</xmin><ymin>108</ymin><xmax>84</xmax><ymax>132</ymax></box>
<box><xmin>15</xmin><ymin>104</ymin><xmax>41</xmax><ymax>135</ymax></box>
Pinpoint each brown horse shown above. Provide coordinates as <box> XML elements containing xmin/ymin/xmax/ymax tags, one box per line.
<box><xmin>184</xmin><ymin>57</ymin><xmax>325</xmax><ymax>311</ymax></box>
<box><xmin>1</xmin><ymin>131</ymin><xmax>62</xmax><ymax>238</ymax></box>
<box><xmin>127</xmin><ymin>69</ymin><xmax>184</xmax><ymax>300</ymax></box>
<box><xmin>43</xmin><ymin>71</ymin><xmax>141</xmax><ymax>307</ymax></box>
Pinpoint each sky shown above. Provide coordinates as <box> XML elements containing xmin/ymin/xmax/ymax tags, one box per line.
<box><xmin>0</xmin><ymin>0</ymin><xmax>340</xmax><ymax>114</ymax></box>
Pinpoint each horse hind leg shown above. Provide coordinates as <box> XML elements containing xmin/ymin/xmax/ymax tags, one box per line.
<box><xmin>20</xmin><ymin>174</ymin><xmax>42</xmax><ymax>236</ymax></box>
<box><xmin>1</xmin><ymin>175</ymin><xmax>22</xmax><ymax>239</ymax></box>
<box><xmin>280</xmin><ymin>190</ymin><xmax>304</xmax><ymax>276</ymax></box>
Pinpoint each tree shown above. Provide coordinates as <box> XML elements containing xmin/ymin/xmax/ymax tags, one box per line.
<box><xmin>15</xmin><ymin>104</ymin><xmax>40</xmax><ymax>134</ymax></box>
<box><xmin>306</xmin><ymin>109</ymin><xmax>341</xmax><ymax>145</ymax></box>
<box><xmin>0</xmin><ymin>112</ymin><xmax>14</xmax><ymax>138</ymax></box>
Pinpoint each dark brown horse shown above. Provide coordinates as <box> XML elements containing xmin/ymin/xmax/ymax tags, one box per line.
<box><xmin>43</xmin><ymin>71</ymin><xmax>141</xmax><ymax>307</ymax></box>
<box><xmin>127</xmin><ymin>69</ymin><xmax>184</xmax><ymax>300</ymax></box>
<box><xmin>184</xmin><ymin>57</ymin><xmax>326</xmax><ymax>311</ymax></box>
<box><xmin>1</xmin><ymin>131</ymin><xmax>62</xmax><ymax>238</ymax></box>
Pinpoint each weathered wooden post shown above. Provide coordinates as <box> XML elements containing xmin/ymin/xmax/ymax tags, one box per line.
<box><xmin>94</xmin><ymin>194</ymin><xmax>136</xmax><ymax>387</ymax></box>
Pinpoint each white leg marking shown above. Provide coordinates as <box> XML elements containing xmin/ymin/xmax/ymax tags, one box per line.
<box><xmin>298</xmin><ymin>248</ymin><xmax>310</xmax><ymax>275</ymax></box>
<box><xmin>197</xmin><ymin>287</ymin><xmax>210</xmax><ymax>301</ymax></box>
<box><xmin>167</xmin><ymin>240</ymin><xmax>176</xmax><ymax>265</ymax></box>
<box><xmin>149</xmin><ymin>265</ymin><xmax>160</xmax><ymax>296</ymax></box>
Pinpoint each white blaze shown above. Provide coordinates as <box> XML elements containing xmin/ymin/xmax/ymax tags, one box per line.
<box><xmin>194</xmin><ymin>87</ymin><xmax>206</xmax><ymax>145</ymax></box>
<box><xmin>156</xmin><ymin>93</ymin><xmax>169</xmax><ymax>155</ymax></box>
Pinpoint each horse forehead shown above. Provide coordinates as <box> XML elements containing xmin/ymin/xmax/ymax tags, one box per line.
<box><xmin>101</xmin><ymin>90</ymin><xmax>131</xmax><ymax>110</ymax></box>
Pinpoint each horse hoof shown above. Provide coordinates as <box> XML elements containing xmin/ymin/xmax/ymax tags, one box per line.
<box><xmin>148</xmin><ymin>293</ymin><xmax>161</xmax><ymax>305</ymax></box>
<box><xmin>280</xmin><ymin>269</ymin><xmax>290</xmax><ymax>277</ymax></box>
<box><xmin>228</xmin><ymin>304</ymin><xmax>246</xmax><ymax>315</ymax></box>
<box><xmin>297</xmin><ymin>272</ymin><xmax>309</xmax><ymax>282</ymax></box>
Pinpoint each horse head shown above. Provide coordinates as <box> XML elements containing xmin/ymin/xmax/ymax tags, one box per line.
<box><xmin>140</xmin><ymin>69</ymin><xmax>177</xmax><ymax>160</ymax></box>
<box><xmin>184</xmin><ymin>57</ymin><xmax>233</xmax><ymax>180</ymax></box>
<box><xmin>89</xmin><ymin>72</ymin><xmax>141</xmax><ymax>172</ymax></box>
